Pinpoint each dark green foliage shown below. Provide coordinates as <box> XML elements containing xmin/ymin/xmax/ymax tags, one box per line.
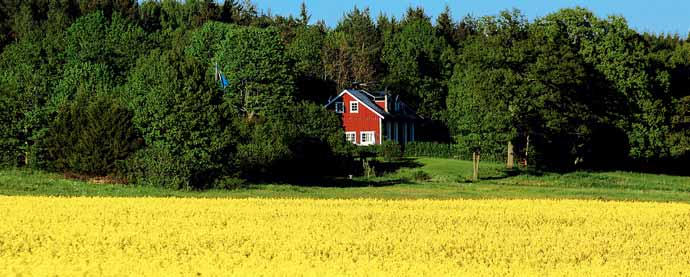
<box><xmin>379</xmin><ymin>140</ymin><xmax>402</xmax><ymax>162</ymax></box>
<box><xmin>0</xmin><ymin>79</ymin><xmax>23</xmax><ymax>167</ymax></box>
<box><xmin>323</xmin><ymin>7</ymin><xmax>381</xmax><ymax>89</ymax></box>
<box><xmin>382</xmin><ymin>10</ymin><xmax>451</xmax><ymax>119</ymax></box>
<box><xmin>41</xmin><ymin>92</ymin><xmax>138</xmax><ymax>175</ymax></box>
<box><xmin>64</xmin><ymin>11</ymin><xmax>148</xmax><ymax>81</ymax></box>
<box><xmin>404</xmin><ymin>142</ymin><xmax>456</xmax><ymax>158</ymax></box>
<box><xmin>122</xmin><ymin>48</ymin><xmax>235</xmax><ymax>189</ymax></box>
<box><xmin>235</xmin><ymin>101</ymin><xmax>352</xmax><ymax>181</ymax></box>
<box><xmin>287</xmin><ymin>25</ymin><xmax>335</xmax><ymax>103</ymax></box>
<box><xmin>410</xmin><ymin>170</ymin><xmax>431</xmax><ymax>182</ymax></box>
<box><xmin>1</xmin><ymin>2</ymin><xmax>690</xmax><ymax>189</ymax></box>
<box><xmin>403</xmin><ymin>141</ymin><xmax>504</xmax><ymax>162</ymax></box>
<box><xmin>215</xmin><ymin>25</ymin><xmax>295</xmax><ymax>117</ymax></box>
<box><xmin>0</xmin><ymin>35</ymin><xmax>60</xmax><ymax>168</ymax></box>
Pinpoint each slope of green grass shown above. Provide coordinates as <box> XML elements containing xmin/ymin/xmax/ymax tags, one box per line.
<box><xmin>1</xmin><ymin>158</ymin><xmax>689</xmax><ymax>202</ymax></box>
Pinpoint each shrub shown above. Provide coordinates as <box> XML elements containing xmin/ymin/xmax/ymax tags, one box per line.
<box><xmin>379</xmin><ymin>140</ymin><xmax>403</xmax><ymax>162</ymax></box>
<box><xmin>404</xmin><ymin>141</ymin><xmax>455</xmax><ymax>158</ymax></box>
<box><xmin>41</xmin><ymin>92</ymin><xmax>138</xmax><ymax>176</ymax></box>
<box><xmin>404</xmin><ymin>141</ymin><xmax>505</xmax><ymax>162</ymax></box>
<box><xmin>211</xmin><ymin>176</ymin><xmax>247</xmax><ymax>190</ymax></box>
<box><xmin>411</xmin><ymin>170</ymin><xmax>431</xmax><ymax>182</ymax></box>
<box><xmin>120</xmin><ymin>145</ymin><xmax>201</xmax><ymax>190</ymax></box>
<box><xmin>234</xmin><ymin>102</ymin><xmax>353</xmax><ymax>181</ymax></box>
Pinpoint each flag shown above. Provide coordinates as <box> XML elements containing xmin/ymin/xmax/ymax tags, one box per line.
<box><xmin>215</xmin><ymin>63</ymin><xmax>229</xmax><ymax>89</ymax></box>
<box><xmin>220</xmin><ymin>73</ymin><xmax>229</xmax><ymax>88</ymax></box>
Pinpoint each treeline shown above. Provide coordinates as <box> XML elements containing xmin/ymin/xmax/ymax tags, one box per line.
<box><xmin>448</xmin><ymin>9</ymin><xmax>690</xmax><ymax>172</ymax></box>
<box><xmin>0</xmin><ymin>1</ymin><xmax>688</xmax><ymax>189</ymax></box>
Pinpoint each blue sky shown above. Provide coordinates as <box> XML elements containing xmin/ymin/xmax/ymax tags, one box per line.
<box><xmin>254</xmin><ymin>0</ymin><xmax>690</xmax><ymax>36</ymax></box>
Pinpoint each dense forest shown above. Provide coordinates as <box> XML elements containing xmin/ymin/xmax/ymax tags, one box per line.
<box><xmin>1</xmin><ymin>0</ymin><xmax>688</xmax><ymax>189</ymax></box>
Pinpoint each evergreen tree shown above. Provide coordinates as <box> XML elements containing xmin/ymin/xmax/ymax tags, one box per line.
<box><xmin>436</xmin><ymin>5</ymin><xmax>455</xmax><ymax>46</ymax></box>
<box><xmin>299</xmin><ymin>1</ymin><xmax>310</xmax><ymax>25</ymax></box>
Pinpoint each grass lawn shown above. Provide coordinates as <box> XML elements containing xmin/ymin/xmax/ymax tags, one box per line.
<box><xmin>1</xmin><ymin>157</ymin><xmax>689</xmax><ymax>202</ymax></box>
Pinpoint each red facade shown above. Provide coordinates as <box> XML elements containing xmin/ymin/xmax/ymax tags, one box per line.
<box><xmin>340</xmin><ymin>93</ymin><xmax>382</xmax><ymax>145</ymax></box>
<box><xmin>326</xmin><ymin>89</ymin><xmax>418</xmax><ymax>146</ymax></box>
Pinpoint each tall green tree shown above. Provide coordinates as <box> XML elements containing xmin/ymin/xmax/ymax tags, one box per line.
<box><xmin>64</xmin><ymin>11</ymin><xmax>148</xmax><ymax>81</ymax></box>
<box><xmin>215</xmin><ymin>26</ymin><xmax>295</xmax><ymax>118</ymax></box>
<box><xmin>382</xmin><ymin>8</ymin><xmax>450</xmax><ymax>119</ymax></box>
<box><xmin>123</xmin><ymin>48</ymin><xmax>236</xmax><ymax>189</ymax></box>
<box><xmin>287</xmin><ymin>25</ymin><xmax>334</xmax><ymax>103</ymax></box>
<box><xmin>326</xmin><ymin>7</ymin><xmax>381</xmax><ymax>88</ymax></box>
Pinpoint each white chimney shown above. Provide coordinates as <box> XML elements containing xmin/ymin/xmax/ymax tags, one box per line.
<box><xmin>384</xmin><ymin>94</ymin><xmax>388</xmax><ymax>112</ymax></box>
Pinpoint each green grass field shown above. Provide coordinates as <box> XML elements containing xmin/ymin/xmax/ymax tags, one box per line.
<box><xmin>1</xmin><ymin>157</ymin><xmax>689</xmax><ymax>202</ymax></box>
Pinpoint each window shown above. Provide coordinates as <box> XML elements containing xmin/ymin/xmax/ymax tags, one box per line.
<box><xmin>335</xmin><ymin>102</ymin><xmax>344</xmax><ymax>113</ymax></box>
<box><xmin>350</xmin><ymin>101</ymin><xmax>359</xmax><ymax>113</ymax></box>
<box><xmin>345</xmin><ymin>132</ymin><xmax>357</xmax><ymax>144</ymax></box>
<box><xmin>360</xmin><ymin>131</ymin><xmax>375</xmax><ymax>145</ymax></box>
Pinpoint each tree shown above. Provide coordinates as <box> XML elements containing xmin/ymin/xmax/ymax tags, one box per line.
<box><xmin>234</xmin><ymin>101</ymin><xmax>350</xmax><ymax>181</ymax></box>
<box><xmin>64</xmin><ymin>11</ymin><xmax>148</xmax><ymax>81</ymax></box>
<box><xmin>322</xmin><ymin>31</ymin><xmax>352</xmax><ymax>90</ymax></box>
<box><xmin>186</xmin><ymin>21</ymin><xmax>236</xmax><ymax>65</ymax></box>
<box><xmin>123</xmin><ymin>48</ymin><xmax>236</xmax><ymax>189</ymax></box>
<box><xmin>77</xmin><ymin>0</ymin><xmax>138</xmax><ymax>20</ymax></box>
<box><xmin>436</xmin><ymin>5</ymin><xmax>455</xmax><ymax>46</ymax></box>
<box><xmin>328</xmin><ymin>7</ymin><xmax>381</xmax><ymax>87</ymax></box>
<box><xmin>41</xmin><ymin>91</ymin><xmax>138</xmax><ymax>175</ymax></box>
<box><xmin>287</xmin><ymin>25</ymin><xmax>335</xmax><ymax>103</ymax></box>
<box><xmin>215</xmin><ymin>26</ymin><xmax>295</xmax><ymax>118</ymax></box>
<box><xmin>299</xmin><ymin>1</ymin><xmax>310</xmax><ymax>25</ymax></box>
<box><xmin>447</xmin><ymin>64</ymin><xmax>515</xmax><ymax>180</ymax></box>
<box><xmin>542</xmin><ymin>8</ymin><xmax>676</xmax><ymax>162</ymax></box>
<box><xmin>382</xmin><ymin>9</ymin><xmax>450</xmax><ymax>119</ymax></box>
<box><xmin>0</xmin><ymin>33</ymin><xmax>59</xmax><ymax>168</ymax></box>
<box><xmin>220</xmin><ymin>0</ymin><xmax>242</xmax><ymax>24</ymax></box>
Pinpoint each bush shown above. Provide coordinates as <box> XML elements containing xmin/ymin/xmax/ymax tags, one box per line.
<box><xmin>120</xmin><ymin>145</ymin><xmax>204</xmax><ymax>190</ymax></box>
<box><xmin>404</xmin><ymin>141</ymin><xmax>505</xmax><ymax>162</ymax></box>
<box><xmin>234</xmin><ymin>102</ymin><xmax>353</xmax><ymax>181</ymax></box>
<box><xmin>411</xmin><ymin>170</ymin><xmax>431</xmax><ymax>182</ymax></box>
<box><xmin>404</xmin><ymin>141</ymin><xmax>456</xmax><ymax>158</ymax></box>
<box><xmin>41</xmin><ymin>92</ymin><xmax>138</xmax><ymax>176</ymax></box>
<box><xmin>0</xmin><ymin>84</ymin><xmax>20</xmax><ymax>167</ymax></box>
<box><xmin>211</xmin><ymin>176</ymin><xmax>247</xmax><ymax>190</ymax></box>
<box><xmin>379</xmin><ymin>140</ymin><xmax>403</xmax><ymax>162</ymax></box>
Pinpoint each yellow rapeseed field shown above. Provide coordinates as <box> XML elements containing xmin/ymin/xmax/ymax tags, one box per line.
<box><xmin>1</xmin><ymin>196</ymin><xmax>689</xmax><ymax>276</ymax></box>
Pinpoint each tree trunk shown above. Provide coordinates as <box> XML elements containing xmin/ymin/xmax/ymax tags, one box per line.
<box><xmin>507</xmin><ymin>141</ymin><xmax>514</xmax><ymax>169</ymax></box>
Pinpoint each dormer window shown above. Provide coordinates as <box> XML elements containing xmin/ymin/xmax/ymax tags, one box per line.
<box><xmin>335</xmin><ymin>102</ymin><xmax>344</xmax><ymax>113</ymax></box>
<box><xmin>350</xmin><ymin>101</ymin><xmax>359</xmax><ymax>113</ymax></box>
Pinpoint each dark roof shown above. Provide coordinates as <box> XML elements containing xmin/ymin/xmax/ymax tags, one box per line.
<box><xmin>346</xmin><ymin>89</ymin><xmax>388</xmax><ymax>117</ymax></box>
<box><xmin>325</xmin><ymin>89</ymin><xmax>420</xmax><ymax>120</ymax></box>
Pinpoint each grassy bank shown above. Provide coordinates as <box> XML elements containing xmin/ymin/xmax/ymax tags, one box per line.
<box><xmin>0</xmin><ymin>158</ymin><xmax>688</xmax><ymax>202</ymax></box>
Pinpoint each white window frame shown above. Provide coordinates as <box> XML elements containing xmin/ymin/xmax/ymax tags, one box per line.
<box><xmin>335</xmin><ymin>102</ymin><xmax>344</xmax><ymax>113</ymax></box>
<box><xmin>345</xmin><ymin>132</ymin><xmax>357</xmax><ymax>144</ymax></box>
<box><xmin>350</xmin><ymin>101</ymin><xmax>359</xmax><ymax>113</ymax></box>
<box><xmin>360</xmin><ymin>131</ymin><xmax>375</xmax><ymax>146</ymax></box>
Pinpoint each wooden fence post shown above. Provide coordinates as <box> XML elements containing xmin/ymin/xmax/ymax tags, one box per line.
<box><xmin>507</xmin><ymin>141</ymin><xmax>514</xmax><ymax>169</ymax></box>
<box><xmin>472</xmin><ymin>151</ymin><xmax>479</xmax><ymax>181</ymax></box>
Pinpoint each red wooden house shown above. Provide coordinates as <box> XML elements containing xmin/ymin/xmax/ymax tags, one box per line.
<box><xmin>325</xmin><ymin>89</ymin><xmax>419</xmax><ymax>145</ymax></box>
